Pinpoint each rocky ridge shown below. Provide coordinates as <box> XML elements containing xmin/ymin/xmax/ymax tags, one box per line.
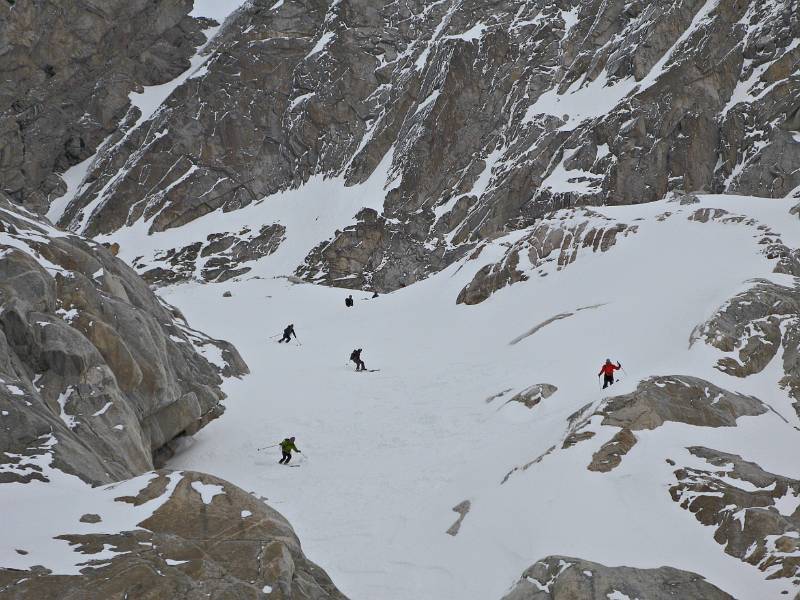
<box><xmin>29</xmin><ymin>0</ymin><xmax>800</xmax><ymax>290</ymax></box>
<box><xmin>695</xmin><ymin>278</ymin><xmax>800</xmax><ymax>417</ymax></box>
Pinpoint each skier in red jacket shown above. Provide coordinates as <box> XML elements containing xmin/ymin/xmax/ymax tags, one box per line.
<box><xmin>598</xmin><ymin>359</ymin><xmax>622</xmax><ymax>389</ymax></box>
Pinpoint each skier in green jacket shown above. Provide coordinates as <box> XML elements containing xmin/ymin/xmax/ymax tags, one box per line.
<box><xmin>279</xmin><ymin>437</ymin><xmax>301</xmax><ymax>464</ymax></box>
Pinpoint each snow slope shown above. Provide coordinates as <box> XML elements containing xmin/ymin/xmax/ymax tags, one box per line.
<box><xmin>154</xmin><ymin>193</ymin><xmax>800</xmax><ymax>599</ymax></box>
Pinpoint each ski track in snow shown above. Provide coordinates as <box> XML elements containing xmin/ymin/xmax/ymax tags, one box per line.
<box><xmin>152</xmin><ymin>192</ymin><xmax>800</xmax><ymax>600</ymax></box>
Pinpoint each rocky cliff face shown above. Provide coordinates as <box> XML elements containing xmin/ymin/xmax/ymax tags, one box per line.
<box><xmin>0</xmin><ymin>199</ymin><xmax>345</xmax><ymax>598</ymax></box>
<box><xmin>0</xmin><ymin>0</ymin><xmax>213</xmax><ymax>215</ymax></box>
<box><xmin>14</xmin><ymin>0</ymin><xmax>796</xmax><ymax>290</ymax></box>
<box><xmin>1</xmin><ymin>1</ymin><xmax>800</xmax><ymax>598</ymax></box>
<box><xmin>0</xmin><ymin>195</ymin><xmax>246</xmax><ymax>480</ymax></box>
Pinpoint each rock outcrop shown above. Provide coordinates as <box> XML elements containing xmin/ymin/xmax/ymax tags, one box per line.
<box><xmin>25</xmin><ymin>0</ymin><xmax>797</xmax><ymax>290</ymax></box>
<box><xmin>564</xmin><ymin>376</ymin><xmax>767</xmax><ymax>472</ymax></box>
<box><xmin>506</xmin><ymin>384</ymin><xmax>558</xmax><ymax>409</ymax></box>
<box><xmin>458</xmin><ymin>210</ymin><xmax>637</xmax><ymax>304</ymax></box>
<box><xmin>133</xmin><ymin>224</ymin><xmax>286</xmax><ymax>286</ymax></box>
<box><xmin>0</xmin><ymin>471</ymin><xmax>347</xmax><ymax>599</ymax></box>
<box><xmin>0</xmin><ymin>197</ymin><xmax>247</xmax><ymax>480</ymax></box>
<box><xmin>694</xmin><ymin>279</ymin><xmax>800</xmax><ymax>418</ymax></box>
<box><xmin>671</xmin><ymin>447</ymin><xmax>800</xmax><ymax>583</ymax></box>
<box><xmin>501</xmin><ymin>555</ymin><xmax>734</xmax><ymax>600</ymax></box>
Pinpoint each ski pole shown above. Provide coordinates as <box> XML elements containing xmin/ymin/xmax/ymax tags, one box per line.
<box><xmin>621</xmin><ymin>365</ymin><xmax>628</xmax><ymax>376</ymax></box>
<box><xmin>257</xmin><ymin>444</ymin><xmax>279</xmax><ymax>451</ymax></box>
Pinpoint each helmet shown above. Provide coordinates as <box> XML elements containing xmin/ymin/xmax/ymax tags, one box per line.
<box><xmin>289</xmin><ymin>436</ymin><xmax>295</xmax><ymax>441</ymax></box>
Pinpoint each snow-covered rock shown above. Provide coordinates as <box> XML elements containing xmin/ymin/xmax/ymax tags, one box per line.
<box><xmin>672</xmin><ymin>447</ymin><xmax>800</xmax><ymax>582</ymax></box>
<box><xmin>501</xmin><ymin>556</ymin><xmax>735</xmax><ymax>599</ymax></box>
<box><xmin>562</xmin><ymin>376</ymin><xmax>767</xmax><ymax>473</ymax></box>
<box><xmin>695</xmin><ymin>279</ymin><xmax>800</xmax><ymax>418</ymax></box>
<box><xmin>0</xmin><ymin>470</ymin><xmax>346</xmax><ymax>599</ymax></box>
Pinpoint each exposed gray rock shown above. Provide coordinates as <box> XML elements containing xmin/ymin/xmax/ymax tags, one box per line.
<box><xmin>566</xmin><ymin>376</ymin><xmax>767</xmax><ymax>472</ymax></box>
<box><xmin>667</xmin><ymin>190</ymin><xmax>701</xmax><ymax>205</ymax></box>
<box><xmin>23</xmin><ymin>0</ymin><xmax>795</xmax><ymax>291</ymax></box>
<box><xmin>133</xmin><ymin>224</ymin><xmax>286</xmax><ymax>286</ymax></box>
<box><xmin>687</xmin><ymin>207</ymin><xmax>756</xmax><ymax>225</ymax></box>
<box><xmin>0</xmin><ymin>471</ymin><xmax>347</xmax><ymax>600</ymax></box>
<box><xmin>501</xmin><ymin>555</ymin><xmax>734</xmax><ymax>600</ymax></box>
<box><xmin>694</xmin><ymin>279</ymin><xmax>800</xmax><ymax>418</ymax></box>
<box><xmin>671</xmin><ymin>447</ymin><xmax>800</xmax><ymax>582</ymax></box>
<box><xmin>587</xmin><ymin>428</ymin><xmax>637</xmax><ymax>473</ymax></box>
<box><xmin>446</xmin><ymin>500</ymin><xmax>471</xmax><ymax>536</ymax></box>
<box><xmin>458</xmin><ymin>211</ymin><xmax>637</xmax><ymax>304</ymax></box>
<box><xmin>506</xmin><ymin>384</ymin><xmax>557</xmax><ymax>409</ymax></box>
<box><xmin>0</xmin><ymin>0</ymin><xmax>210</xmax><ymax>214</ymax></box>
<box><xmin>78</xmin><ymin>514</ymin><xmax>101</xmax><ymax>524</ymax></box>
<box><xmin>599</xmin><ymin>376</ymin><xmax>767</xmax><ymax>430</ymax></box>
<box><xmin>0</xmin><ymin>197</ymin><xmax>247</xmax><ymax>483</ymax></box>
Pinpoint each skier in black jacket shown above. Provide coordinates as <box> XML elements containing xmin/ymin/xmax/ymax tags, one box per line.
<box><xmin>350</xmin><ymin>348</ymin><xmax>366</xmax><ymax>371</ymax></box>
<box><xmin>278</xmin><ymin>324</ymin><xmax>296</xmax><ymax>343</ymax></box>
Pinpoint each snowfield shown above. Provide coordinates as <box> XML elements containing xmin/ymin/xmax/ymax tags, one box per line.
<box><xmin>145</xmin><ymin>192</ymin><xmax>800</xmax><ymax>600</ymax></box>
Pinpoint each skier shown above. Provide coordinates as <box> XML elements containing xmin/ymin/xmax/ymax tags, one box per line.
<box><xmin>598</xmin><ymin>359</ymin><xmax>622</xmax><ymax>388</ymax></box>
<box><xmin>278</xmin><ymin>324</ymin><xmax>296</xmax><ymax>343</ymax></box>
<box><xmin>345</xmin><ymin>295</ymin><xmax>354</xmax><ymax>308</ymax></box>
<box><xmin>279</xmin><ymin>436</ymin><xmax>301</xmax><ymax>464</ymax></box>
<box><xmin>350</xmin><ymin>348</ymin><xmax>366</xmax><ymax>371</ymax></box>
